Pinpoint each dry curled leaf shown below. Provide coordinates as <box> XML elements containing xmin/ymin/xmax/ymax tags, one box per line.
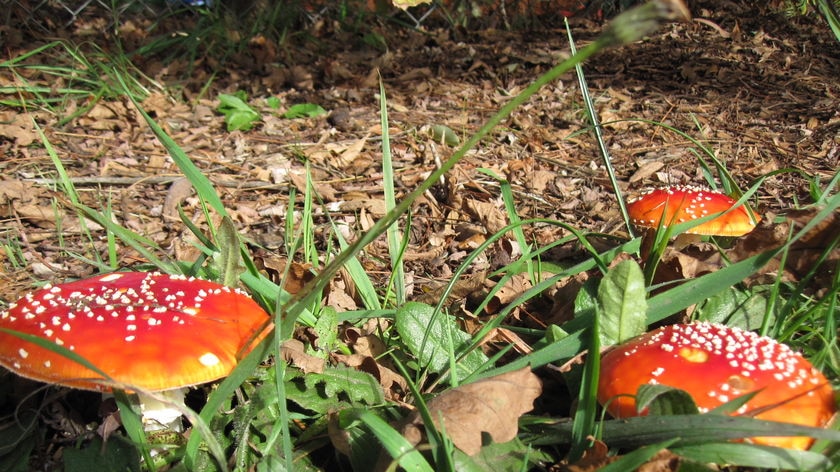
<box><xmin>401</xmin><ymin>366</ymin><xmax>541</xmax><ymax>455</ymax></box>
<box><xmin>281</xmin><ymin>339</ymin><xmax>325</xmax><ymax>374</ymax></box>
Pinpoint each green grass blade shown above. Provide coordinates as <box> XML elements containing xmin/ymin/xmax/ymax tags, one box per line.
<box><xmin>379</xmin><ymin>79</ymin><xmax>407</xmax><ymax>306</ymax></box>
<box><xmin>340</xmin><ymin>408</ymin><xmax>435</xmax><ymax>472</ymax></box>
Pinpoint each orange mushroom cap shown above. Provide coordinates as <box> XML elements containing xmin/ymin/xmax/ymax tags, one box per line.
<box><xmin>597</xmin><ymin>323</ymin><xmax>836</xmax><ymax>450</ymax></box>
<box><xmin>627</xmin><ymin>185</ymin><xmax>759</xmax><ymax>236</ymax></box>
<box><xmin>0</xmin><ymin>272</ymin><xmax>271</xmax><ymax>392</ymax></box>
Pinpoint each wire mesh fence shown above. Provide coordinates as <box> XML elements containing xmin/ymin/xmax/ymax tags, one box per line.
<box><xmin>7</xmin><ymin>0</ymin><xmax>163</xmax><ymax>30</ymax></box>
<box><xmin>4</xmin><ymin>1</ymin><xmax>599</xmax><ymax>35</ymax></box>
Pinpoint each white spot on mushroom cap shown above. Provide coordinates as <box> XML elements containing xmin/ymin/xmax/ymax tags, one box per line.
<box><xmin>99</xmin><ymin>273</ymin><xmax>125</xmax><ymax>282</ymax></box>
<box><xmin>199</xmin><ymin>353</ymin><xmax>220</xmax><ymax>367</ymax></box>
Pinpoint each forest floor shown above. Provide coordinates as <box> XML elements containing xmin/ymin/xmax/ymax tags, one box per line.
<box><xmin>0</xmin><ymin>1</ymin><xmax>838</xmax><ymax>468</ymax></box>
<box><xmin>2</xmin><ymin>1</ymin><xmax>837</xmax><ymax>304</ymax></box>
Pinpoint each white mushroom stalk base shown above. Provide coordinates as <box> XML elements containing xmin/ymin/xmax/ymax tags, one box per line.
<box><xmin>137</xmin><ymin>388</ymin><xmax>188</xmax><ymax>433</ymax></box>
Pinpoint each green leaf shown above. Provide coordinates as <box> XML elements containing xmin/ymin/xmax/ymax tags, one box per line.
<box><xmin>0</xmin><ymin>409</ymin><xmax>37</xmax><ymax>472</ymax></box>
<box><xmin>217</xmin><ymin>93</ymin><xmax>261</xmax><ymax>131</ymax></box>
<box><xmin>694</xmin><ymin>286</ymin><xmax>768</xmax><ymax>330</ymax></box>
<box><xmin>429</xmin><ymin>124</ymin><xmax>460</xmax><ymax>146</ymax></box>
<box><xmin>63</xmin><ymin>436</ymin><xmax>140</xmax><ymax>472</ymax></box>
<box><xmin>673</xmin><ymin>443</ymin><xmax>836</xmax><ymax>471</ymax></box>
<box><xmin>598</xmin><ymin>259</ymin><xmax>647</xmax><ymax>346</ymax></box>
<box><xmin>598</xmin><ymin>439</ymin><xmax>681</xmax><ymax>472</ymax></box>
<box><xmin>266</xmin><ymin>96</ymin><xmax>281</xmax><ymax>109</ymax></box>
<box><xmin>309</xmin><ymin>307</ymin><xmax>339</xmax><ymax>359</ymax></box>
<box><xmin>395</xmin><ymin>302</ymin><xmax>489</xmax><ymax>380</ymax></box>
<box><xmin>339</xmin><ymin>408</ymin><xmax>434</xmax><ymax>472</ymax></box>
<box><xmin>451</xmin><ymin>437</ymin><xmax>553</xmax><ymax>471</ymax></box>
<box><xmin>312</xmin><ymin>367</ymin><xmax>385</xmax><ymax>405</ymax></box>
<box><xmin>282</xmin><ymin>103</ymin><xmax>327</xmax><ymax>119</ymax></box>
<box><xmin>635</xmin><ymin>384</ymin><xmax>699</xmax><ymax>416</ymax></box>
<box><xmin>533</xmin><ymin>414</ymin><xmax>840</xmax><ymax>448</ymax></box>
<box><xmin>216</xmin><ymin>215</ymin><xmax>244</xmax><ymax>288</ymax></box>
<box><xmin>573</xmin><ymin>276</ymin><xmax>598</xmax><ymax>320</ymax></box>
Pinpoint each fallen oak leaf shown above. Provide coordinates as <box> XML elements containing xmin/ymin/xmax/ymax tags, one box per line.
<box><xmin>391</xmin><ymin>0</ymin><xmax>433</xmax><ymax>10</ymax></box>
<box><xmin>401</xmin><ymin>366</ymin><xmax>541</xmax><ymax>455</ymax></box>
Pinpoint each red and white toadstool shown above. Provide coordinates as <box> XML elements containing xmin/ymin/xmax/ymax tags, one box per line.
<box><xmin>0</xmin><ymin>271</ymin><xmax>271</xmax><ymax>431</ymax></box>
<box><xmin>597</xmin><ymin>322</ymin><xmax>837</xmax><ymax>450</ymax></box>
<box><xmin>627</xmin><ymin>185</ymin><xmax>760</xmax><ymax>237</ymax></box>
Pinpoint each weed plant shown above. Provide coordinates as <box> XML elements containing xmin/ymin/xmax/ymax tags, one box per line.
<box><xmin>0</xmin><ymin>1</ymin><xmax>838</xmax><ymax>471</ymax></box>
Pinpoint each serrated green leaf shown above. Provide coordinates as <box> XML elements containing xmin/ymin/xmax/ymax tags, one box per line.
<box><xmin>283</xmin><ymin>103</ymin><xmax>327</xmax><ymax>119</ymax></box>
<box><xmin>598</xmin><ymin>259</ymin><xmax>647</xmax><ymax>346</ymax></box>
<box><xmin>304</xmin><ymin>367</ymin><xmax>385</xmax><ymax>406</ymax></box>
<box><xmin>395</xmin><ymin>302</ymin><xmax>488</xmax><ymax>379</ymax></box>
<box><xmin>310</xmin><ymin>307</ymin><xmax>339</xmax><ymax>359</ymax></box>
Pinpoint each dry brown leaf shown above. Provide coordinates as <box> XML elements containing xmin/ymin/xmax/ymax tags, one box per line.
<box><xmin>558</xmin><ymin>439</ymin><xmax>616</xmax><ymax>472</ymax></box>
<box><xmin>0</xmin><ymin>179</ymin><xmax>38</xmax><ymax>204</ymax></box>
<box><xmin>463</xmin><ymin>198</ymin><xmax>508</xmax><ymax>234</ymax></box>
<box><xmin>401</xmin><ymin>366</ymin><xmax>541</xmax><ymax>455</ymax></box>
<box><xmin>163</xmin><ymin>177</ymin><xmax>194</xmax><ymax>220</ymax></box>
<box><xmin>281</xmin><ymin>339</ymin><xmax>325</xmax><ymax>374</ymax></box>
<box><xmin>359</xmin><ymin>356</ymin><xmax>408</xmax><ymax>398</ymax></box>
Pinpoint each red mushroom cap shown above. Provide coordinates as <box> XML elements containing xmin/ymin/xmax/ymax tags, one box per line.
<box><xmin>627</xmin><ymin>185</ymin><xmax>759</xmax><ymax>236</ymax></box>
<box><xmin>0</xmin><ymin>272</ymin><xmax>271</xmax><ymax>392</ymax></box>
<box><xmin>598</xmin><ymin>322</ymin><xmax>836</xmax><ymax>450</ymax></box>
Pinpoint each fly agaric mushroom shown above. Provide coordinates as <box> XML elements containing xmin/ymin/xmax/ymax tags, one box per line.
<box><xmin>598</xmin><ymin>322</ymin><xmax>837</xmax><ymax>450</ymax></box>
<box><xmin>0</xmin><ymin>271</ymin><xmax>271</xmax><ymax>431</ymax></box>
<box><xmin>627</xmin><ymin>185</ymin><xmax>759</xmax><ymax>237</ymax></box>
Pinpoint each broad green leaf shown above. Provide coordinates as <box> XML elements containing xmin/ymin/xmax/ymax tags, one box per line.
<box><xmin>395</xmin><ymin>302</ymin><xmax>488</xmax><ymax>380</ymax></box>
<box><xmin>282</xmin><ymin>103</ymin><xmax>327</xmax><ymax>119</ymax></box>
<box><xmin>429</xmin><ymin>124</ymin><xmax>460</xmax><ymax>146</ymax></box>
<box><xmin>646</xmin><ymin>250</ymin><xmax>777</xmax><ymax>325</ymax></box>
<box><xmin>694</xmin><ymin>286</ymin><xmax>768</xmax><ymax>330</ymax></box>
<box><xmin>63</xmin><ymin>436</ymin><xmax>140</xmax><ymax>472</ymax></box>
<box><xmin>635</xmin><ymin>384</ymin><xmax>699</xmax><ymax>416</ymax></box>
<box><xmin>217</xmin><ymin>93</ymin><xmax>261</xmax><ymax>131</ymax></box>
<box><xmin>598</xmin><ymin>259</ymin><xmax>647</xmax><ymax>346</ymax></box>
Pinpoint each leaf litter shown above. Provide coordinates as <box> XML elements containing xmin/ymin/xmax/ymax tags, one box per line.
<box><xmin>1</xmin><ymin>0</ymin><xmax>838</xmax><ymax>468</ymax></box>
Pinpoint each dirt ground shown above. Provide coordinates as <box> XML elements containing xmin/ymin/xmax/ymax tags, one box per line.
<box><xmin>1</xmin><ymin>0</ymin><xmax>838</xmax><ymax>302</ymax></box>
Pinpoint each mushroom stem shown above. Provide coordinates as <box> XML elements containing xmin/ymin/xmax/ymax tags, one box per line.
<box><xmin>136</xmin><ymin>388</ymin><xmax>188</xmax><ymax>433</ymax></box>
